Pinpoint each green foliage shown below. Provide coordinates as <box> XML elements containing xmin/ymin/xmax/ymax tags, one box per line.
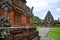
<box><xmin>33</xmin><ymin>16</ymin><xmax>41</xmax><ymax>23</ymax></box>
<box><xmin>33</xmin><ymin>16</ymin><xmax>41</xmax><ymax>29</ymax></box>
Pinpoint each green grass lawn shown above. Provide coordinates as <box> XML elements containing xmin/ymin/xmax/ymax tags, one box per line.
<box><xmin>47</xmin><ymin>27</ymin><xmax>60</xmax><ymax>40</ymax></box>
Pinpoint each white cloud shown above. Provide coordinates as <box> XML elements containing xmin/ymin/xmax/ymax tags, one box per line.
<box><xmin>26</xmin><ymin>0</ymin><xmax>38</xmax><ymax>8</ymax></box>
<box><xmin>38</xmin><ymin>1</ymin><xmax>48</xmax><ymax>9</ymax></box>
<box><xmin>26</xmin><ymin>0</ymin><xmax>60</xmax><ymax>20</ymax></box>
<box><xmin>56</xmin><ymin>8</ymin><xmax>60</xmax><ymax>11</ymax></box>
<box><xmin>49</xmin><ymin>0</ymin><xmax>60</xmax><ymax>3</ymax></box>
<box><xmin>26</xmin><ymin>0</ymin><xmax>60</xmax><ymax>10</ymax></box>
<box><xmin>26</xmin><ymin>0</ymin><xmax>48</xmax><ymax>10</ymax></box>
<box><xmin>40</xmin><ymin>0</ymin><xmax>60</xmax><ymax>3</ymax></box>
<box><xmin>26</xmin><ymin>0</ymin><xmax>60</xmax><ymax>7</ymax></box>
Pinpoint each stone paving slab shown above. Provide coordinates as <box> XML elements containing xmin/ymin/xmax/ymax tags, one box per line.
<box><xmin>38</xmin><ymin>27</ymin><xmax>50</xmax><ymax>36</ymax></box>
<box><xmin>38</xmin><ymin>27</ymin><xmax>52</xmax><ymax>40</ymax></box>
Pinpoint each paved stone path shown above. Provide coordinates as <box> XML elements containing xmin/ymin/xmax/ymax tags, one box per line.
<box><xmin>38</xmin><ymin>27</ymin><xmax>50</xmax><ymax>37</ymax></box>
<box><xmin>38</xmin><ymin>27</ymin><xmax>55</xmax><ymax>40</ymax></box>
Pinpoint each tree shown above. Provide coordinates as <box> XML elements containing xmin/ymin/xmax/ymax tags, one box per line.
<box><xmin>33</xmin><ymin>16</ymin><xmax>41</xmax><ymax>23</ymax></box>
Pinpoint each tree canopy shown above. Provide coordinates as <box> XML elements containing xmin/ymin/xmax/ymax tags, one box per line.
<box><xmin>33</xmin><ymin>16</ymin><xmax>41</xmax><ymax>23</ymax></box>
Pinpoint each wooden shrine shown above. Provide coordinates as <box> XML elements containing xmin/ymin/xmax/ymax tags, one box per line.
<box><xmin>44</xmin><ymin>11</ymin><xmax>54</xmax><ymax>26</ymax></box>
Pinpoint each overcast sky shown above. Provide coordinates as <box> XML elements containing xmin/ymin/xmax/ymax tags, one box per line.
<box><xmin>26</xmin><ymin>0</ymin><xmax>60</xmax><ymax>20</ymax></box>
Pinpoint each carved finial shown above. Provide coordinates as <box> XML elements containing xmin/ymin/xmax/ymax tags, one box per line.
<box><xmin>31</xmin><ymin>7</ymin><xmax>34</xmax><ymax>14</ymax></box>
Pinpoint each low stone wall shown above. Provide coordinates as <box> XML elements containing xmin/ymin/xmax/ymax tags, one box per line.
<box><xmin>0</xmin><ymin>27</ymin><xmax>40</xmax><ymax>40</ymax></box>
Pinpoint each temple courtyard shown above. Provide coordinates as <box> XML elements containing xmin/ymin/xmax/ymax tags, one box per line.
<box><xmin>38</xmin><ymin>27</ymin><xmax>60</xmax><ymax>40</ymax></box>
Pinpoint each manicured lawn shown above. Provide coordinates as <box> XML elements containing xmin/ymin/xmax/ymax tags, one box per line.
<box><xmin>47</xmin><ymin>27</ymin><xmax>60</xmax><ymax>40</ymax></box>
<box><xmin>50</xmin><ymin>27</ymin><xmax>60</xmax><ymax>31</ymax></box>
